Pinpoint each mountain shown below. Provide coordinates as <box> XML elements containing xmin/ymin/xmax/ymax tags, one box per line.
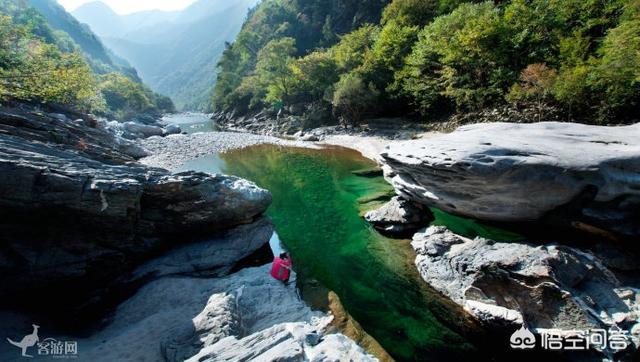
<box><xmin>72</xmin><ymin>0</ymin><xmax>259</xmax><ymax>111</ymax></box>
<box><xmin>212</xmin><ymin>0</ymin><xmax>392</xmax><ymax>113</ymax></box>
<box><xmin>0</xmin><ymin>0</ymin><xmax>174</xmax><ymax>117</ymax></box>
<box><xmin>71</xmin><ymin>1</ymin><xmax>178</xmax><ymax>38</ymax></box>
<box><xmin>27</xmin><ymin>0</ymin><xmax>139</xmax><ymax>80</ymax></box>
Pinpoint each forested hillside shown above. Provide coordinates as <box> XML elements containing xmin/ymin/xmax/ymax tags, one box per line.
<box><xmin>0</xmin><ymin>0</ymin><xmax>174</xmax><ymax>119</ymax></box>
<box><xmin>28</xmin><ymin>0</ymin><xmax>138</xmax><ymax>79</ymax></box>
<box><xmin>213</xmin><ymin>0</ymin><xmax>640</xmax><ymax>125</ymax></box>
<box><xmin>73</xmin><ymin>0</ymin><xmax>260</xmax><ymax>111</ymax></box>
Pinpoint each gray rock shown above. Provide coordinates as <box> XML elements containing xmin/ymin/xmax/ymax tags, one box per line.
<box><xmin>116</xmin><ymin>139</ymin><xmax>150</xmax><ymax>159</ymax></box>
<box><xmin>381</xmin><ymin>122</ymin><xmax>640</xmax><ymax>238</ymax></box>
<box><xmin>301</xmin><ymin>134</ymin><xmax>320</xmax><ymax>142</ymax></box>
<box><xmin>123</xmin><ymin>121</ymin><xmax>164</xmax><ymax>138</ymax></box>
<box><xmin>48</xmin><ymin>112</ymin><xmax>68</xmax><ymax>121</ymax></box>
<box><xmin>364</xmin><ymin>196</ymin><xmax>432</xmax><ymax>237</ymax></box>
<box><xmin>0</xmin><ymin>106</ymin><xmax>272</xmax><ymax>308</ymax></box>
<box><xmin>411</xmin><ymin>226</ymin><xmax>640</xmax><ymax>346</ymax></box>
<box><xmin>131</xmin><ymin>216</ymin><xmax>274</xmax><ymax>282</ymax></box>
<box><xmin>1</xmin><ymin>108</ymin><xmax>135</xmax><ymax>164</ymax></box>
<box><xmin>164</xmin><ymin>124</ymin><xmax>182</xmax><ymax>135</ymax></box>
<box><xmin>60</xmin><ymin>265</ymin><xmax>377</xmax><ymax>362</ymax></box>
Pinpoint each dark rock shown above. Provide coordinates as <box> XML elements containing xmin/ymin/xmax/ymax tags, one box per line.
<box><xmin>351</xmin><ymin>167</ymin><xmax>383</xmax><ymax>178</ymax></box>
<box><xmin>164</xmin><ymin>124</ymin><xmax>182</xmax><ymax>135</ymax></box>
<box><xmin>300</xmin><ymin>134</ymin><xmax>319</xmax><ymax>142</ymax></box>
<box><xmin>0</xmin><ymin>104</ymin><xmax>272</xmax><ymax>311</ymax></box>
<box><xmin>0</xmin><ymin>108</ymin><xmax>137</xmax><ymax>164</ymax></box>
<box><xmin>364</xmin><ymin>197</ymin><xmax>432</xmax><ymax>237</ymax></box>
<box><xmin>411</xmin><ymin>226</ymin><xmax>640</xmax><ymax>355</ymax></box>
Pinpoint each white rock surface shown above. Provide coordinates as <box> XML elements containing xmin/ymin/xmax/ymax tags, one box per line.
<box><xmin>381</xmin><ymin>122</ymin><xmax>640</xmax><ymax>237</ymax></box>
<box><xmin>77</xmin><ymin>265</ymin><xmax>376</xmax><ymax>362</ymax></box>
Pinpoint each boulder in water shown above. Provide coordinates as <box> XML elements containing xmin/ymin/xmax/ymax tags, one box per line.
<box><xmin>365</xmin><ymin>196</ymin><xmax>432</xmax><ymax>237</ymax></box>
<box><xmin>0</xmin><ymin>104</ymin><xmax>272</xmax><ymax>310</ymax></box>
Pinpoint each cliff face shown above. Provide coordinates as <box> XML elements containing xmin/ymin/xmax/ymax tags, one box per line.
<box><xmin>0</xmin><ymin>103</ymin><xmax>272</xmax><ymax>312</ymax></box>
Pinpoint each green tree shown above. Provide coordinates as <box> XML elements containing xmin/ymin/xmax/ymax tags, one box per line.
<box><xmin>363</xmin><ymin>19</ymin><xmax>419</xmax><ymax>93</ymax></box>
<box><xmin>329</xmin><ymin>24</ymin><xmax>380</xmax><ymax>72</ymax></box>
<box><xmin>256</xmin><ymin>37</ymin><xmax>297</xmax><ymax>104</ymax></box>
<box><xmin>552</xmin><ymin>0</ymin><xmax>640</xmax><ymax>122</ymax></box>
<box><xmin>381</xmin><ymin>0</ymin><xmax>438</xmax><ymax>27</ymax></box>
<box><xmin>99</xmin><ymin>73</ymin><xmax>154</xmax><ymax>119</ymax></box>
<box><xmin>331</xmin><ymin>73</ymin><xmax>380</xmax><ymax>125</ymax></box>
<box><xmin>291</xmin><ymin>51</ymin><xmax>339</xmax><ymax>102</ymax></box>
<box><xmin>0</xmin><ymin>15</ymin><xmax>104</xmax><ymax>111</ymax></box>
<box><xmin>400</xmin><ymin>2</ymin><xmax>513</xmax><ymax>113</ymax></box>
<box><xmin>585</xmin><ymin>1</ymin><xmax>640</xmax><ymax>120</ymax></box>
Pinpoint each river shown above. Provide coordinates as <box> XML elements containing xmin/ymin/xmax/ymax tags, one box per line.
<box><xmin>176</xmin><ymin>139</ymin><xmax>524</xmax><ymax>361</ymax></box>
<box><xmin>161</xmin><ymin>113</ymin><xmax>216</xmax><ymax>134</ymax></box>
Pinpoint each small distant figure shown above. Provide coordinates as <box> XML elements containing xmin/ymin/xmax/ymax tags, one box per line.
<box><xmin>270</xmin><ymin>252</ymin><xmax>292</xmax><ymax>284</ymax></box>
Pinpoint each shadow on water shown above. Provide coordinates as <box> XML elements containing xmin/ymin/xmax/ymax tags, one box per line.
<box><xmin>180</xmin><ymin>144</ymin><xmax>526</xmax><ymax>361</ymax></box>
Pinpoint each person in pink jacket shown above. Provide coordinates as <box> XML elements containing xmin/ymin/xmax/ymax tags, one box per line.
<box><xmin>270</xmin><ymin>253</ymin><xmax>292</xmax><ymax>284</ymax></box>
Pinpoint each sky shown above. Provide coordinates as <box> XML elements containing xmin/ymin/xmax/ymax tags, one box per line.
<box><xmin>58</xmin><ymin>0</ymin><xmax>198</xmax><ymax>15</ymax></box>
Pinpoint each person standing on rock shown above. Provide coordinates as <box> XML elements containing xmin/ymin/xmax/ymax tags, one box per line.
<box><xmin>270</xmin><ymin>253</ymin><xmax>292</xmax><ymax>284</ymax></box>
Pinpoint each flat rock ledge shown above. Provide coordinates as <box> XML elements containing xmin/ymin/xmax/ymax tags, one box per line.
<box><xmin>411</xmin><ymin>226</ymin><xmax>640</xmax><ymax>356</ymax></box>
<box><xmin>380</xmin><ymin>122</ymin><xmax>640</xmax><ymax>238</ymax></box>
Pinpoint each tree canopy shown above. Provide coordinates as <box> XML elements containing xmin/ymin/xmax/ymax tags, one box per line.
<box><xmin>0</xmin><ymin>0</ymin><xmax>174</xmax><ymax>117</ymax></box>
<box><xmin>213</xmin><ymin>0</ymin><xmax>640</xmax><ymax>125</ymax></box>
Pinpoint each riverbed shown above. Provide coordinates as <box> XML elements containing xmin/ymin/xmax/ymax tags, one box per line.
<box><xmin>171</xmin><ymin>142</ymin><xmax>522</xmax><ymax>361</ymax></box>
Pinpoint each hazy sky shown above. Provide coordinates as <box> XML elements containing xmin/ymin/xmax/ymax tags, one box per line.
<box><xmin>58</xmin><ymin>0</ymin><xmax>198</xmax><ymax>15</ymax></box>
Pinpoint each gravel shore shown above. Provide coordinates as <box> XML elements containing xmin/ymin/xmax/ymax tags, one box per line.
<box><xmin>137</xmin><ymin>129</ymin><xmax>442</xmax><ymax>171</ymax></box>
<box><xmin>138</xmin><ymin>131</ymin><xmax>319</xmax><ymax>170</ymax></box>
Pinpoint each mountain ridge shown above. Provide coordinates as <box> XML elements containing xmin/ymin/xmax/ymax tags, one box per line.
<box><xmin>72</xmin><ymin>0</ymin><xmax>259</xmax><ymax>111</ymax></box>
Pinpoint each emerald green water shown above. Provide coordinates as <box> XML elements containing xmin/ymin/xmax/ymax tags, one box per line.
<box><xmin>181</xmin><ymin>144</ymin><xmax>523</xmax><ymax>361</ymax></box>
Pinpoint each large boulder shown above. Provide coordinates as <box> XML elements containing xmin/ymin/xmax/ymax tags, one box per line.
<box><xmin>411</xmin><ymin>226</ymin><xmax>640</xmax><ymax>354</ymax></box>
<box><xmin>164</xmin><ymin>123</ymin><xmax>182</xmax><ymax>135</ymax></box>
<box><xmin>380</xmin><ymin>122</ymin><xmax>640</xmax><ymax>238</ymax></box>
<box><xmin>0</xmin><ymin>108</ymin><xmax>143</xmax><ymax>163</ymax></box>
<box><xmin>0</xmin><ymin>105</ymin><xmax>272</xmax><ymax>310</ymax></box>
<box><xmin>123</xmin><ymin>121</ymin><xmax>164</xmax><ymax>138</ymax></box>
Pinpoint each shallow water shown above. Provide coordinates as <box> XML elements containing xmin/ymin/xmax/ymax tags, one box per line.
<box><xmin>162</xmin><ymin>113</ymin><xmax>215</xmax><ymax>134</ymax></box>
<box><xmin>181</xmin><ymin>144</ymin><xmax>523</xmax><ymax>361</ymax></box>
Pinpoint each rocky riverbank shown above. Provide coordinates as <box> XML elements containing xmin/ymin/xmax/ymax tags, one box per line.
<box><xmin>0</xmin><ymin>105</ymin><xmax>271</xmax><ymax>309</ymax></box>
<box><xmin>369</xmin><ymin>121</ymin><xmax>640</xmax><ymax>360</ymax></box>
<box><xmin>0</xmin><ymin>103</ymin><xmax>376</xmax><ymax>361</ymax></box>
